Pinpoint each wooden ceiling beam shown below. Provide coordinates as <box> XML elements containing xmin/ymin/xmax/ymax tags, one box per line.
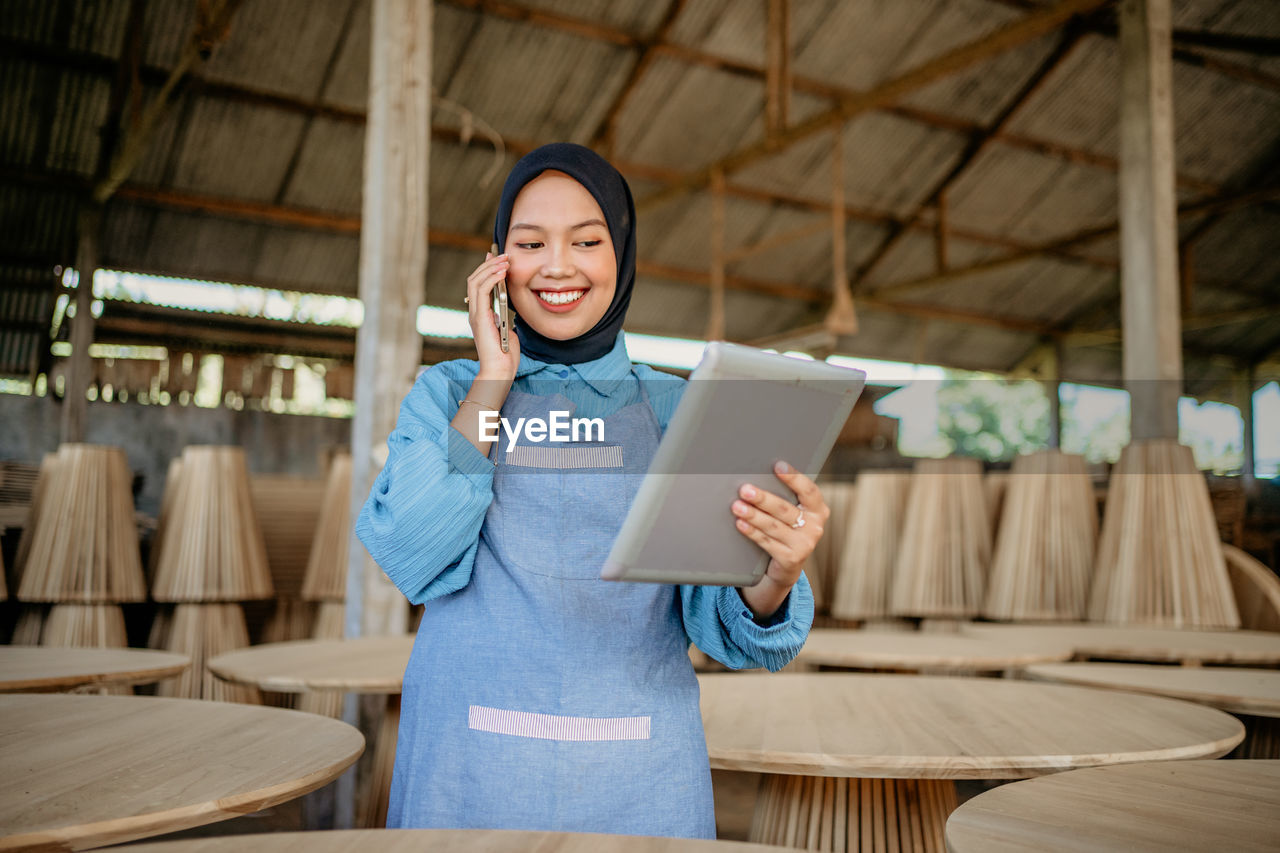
<box><xmin>866</xmin><ymin>183</ymin><xmax>1280</xmax><ymax>300</ymax></box>
<box><xmin>587</xmin><ymin>0</ymin><xmax>687</xmax><ymax>156</ymax></box>
<box><xmin>989</xmin><ymin>0</ymin><xmax>1280</xmax><ymax>92</ymax></box>
<box><xmin>0</xmin><ymin>13</ymin><xmax>1228</xmax><ymax>197</ymax></box>
<box><xmin>635</xmin><ymin>0</ymin><xmax>1115</xmax><ymax>213</ymax></box>
<box><xmin>853</xmin><ymin>20</ymin><xmax>1089</xmax><ymax>288</ymax></box>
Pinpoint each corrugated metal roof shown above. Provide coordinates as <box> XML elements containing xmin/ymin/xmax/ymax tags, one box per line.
<box><xmin>0</xmin><ymin>0</ymin><xmax>1276</xmax><ymax>387</ymax></box>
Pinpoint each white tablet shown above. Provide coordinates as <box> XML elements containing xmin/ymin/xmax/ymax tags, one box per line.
<box><xmin>602</xmin><ymin>342</ymin><xmax>866</xmax><ymax>586</ymax></box>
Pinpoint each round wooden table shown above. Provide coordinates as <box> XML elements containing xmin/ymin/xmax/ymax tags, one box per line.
<box><xmin>110</xmin><ymin>829</ymin><xmax>799</xmax><ymax>851</ymax></box>
<box><xmin>946</xmin><ymin>760</ymin><xmax>1280</xmax><ymax>852</ymax></box>
<box><xmin>698</xmin><ymin>673</ymin><xmax>1244</xmax><ymax>853</ymax></box>
<box><xmin>0</xmin><ymin>693</ymin><xmax>364</xmax><ymax>851</ymax></box>
<box><xmin>208</xmin><ymin>635</ymin><xmax>413</xmax><ymax>828</ymax></box>
<box><xmin>959</xmin><ymin>622</ymin><xmax>1280</xmax><ymax>665</ymax></box>
<box><xmin>795</xmin><ymin>629</ymin><xmax>1073</xmax><ymax>672</ymax></box>
<box><xmin>1026</xmin><ymin>661</ymin><xmax>1280</xmax><ymax>758</ymax></box>
<box><xmin>0</xmin><ymin>646</ymin><xmax>190</xmax><ymax>693</ymax></box>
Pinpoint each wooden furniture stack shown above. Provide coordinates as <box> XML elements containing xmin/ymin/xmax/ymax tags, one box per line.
<box><xmin>295</xmin><ymin>452</ymin><xmax>353</xmax><ymax>716</ymax></box>
<box><xmin>9</xmin><ymin>454</ymin><xmax>57</xmax><ymax>643</ymax></box>
<box><xmin>982</xmin><ymin>450</ymin><xmax>1098</xmax><ymax>621</ymax></box>
<box><xmin>890</xmin><ymin>457</ymin><xmax>991</xmax><ymax>619</ymax></box>
<box><xmin>1088</xmin><ymin>440</ymin><xmax>1239</xmax><ymax>628</ymax></box>
<box><xmin>149</xmin><ymin>446</ymin><xmax>272</xmax><ymax>702</ymax></box>
<box><xmin>984</xmin><ymin>471</ymin><xmax>1009</xmax><ymax>538</ymax></box>
<box><xmin>803</xmin><ymin>480</ymin><xmax>855</xmax><ymax>625</ymax></box>
<box><xmin>831</xmin><ymin>471</ymin><xmax>911</xmax><ymax>623</ymax></box>
<box><xmin>251</xmin><ymin>473</ymin><xmax>326</xmax><ymax>645</ymax></box>
<box><xmin>15</xmin><ymin>445</ymin><xmax>146</xmax><ymax>654</ymax></box>
<box><xmin>302</xmin><ymin>452</ymin><xmax>352</xmax><ymax>641</ymax></box>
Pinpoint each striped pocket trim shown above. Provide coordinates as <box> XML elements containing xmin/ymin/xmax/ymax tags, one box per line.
<box><xmin>504</xmin><ymin>445</ymin><xmax>624</xmax><ymax>469</ymax></box>
<box><xmin>468</xmin><ymin>705</ymin><xmax>651</xmax><ymax>741</ymax></box>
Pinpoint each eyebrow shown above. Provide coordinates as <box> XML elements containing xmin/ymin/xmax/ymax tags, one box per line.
<box><xmin>510</xmin><ymin>219</ymin><xmax>607</xmax><ymax>232</ymax></box>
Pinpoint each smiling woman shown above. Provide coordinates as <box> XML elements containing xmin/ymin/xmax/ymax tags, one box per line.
<box><xmin>356</xmin><ymin>142</ymin><xmax>820</xmax><ymax>841</ymax></box>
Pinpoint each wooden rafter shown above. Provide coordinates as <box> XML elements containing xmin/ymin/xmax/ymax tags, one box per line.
<box><xmin>1</xmin><ymin>31</ymin><xmax>1223</xmax><ymax>198</ymax></box>
<box><xmin>634</xmin><ymin>0</ymin><xmax>1114</xmax><ymax>213</ymax></box>
<box><xmin>866</xmin><ymin>184</ymin><xmax>1280</xmax><ymax>300</ymax></box>
<box><xmin>588</xmin><ymin>0</ymin><xmax>686</xmax><ymax>156</ymax></box>
<box><xmin>764</xmin><ymin>0</ymin><xmax>791</xmax><ymax>142</ymax></box>
<box><xmin>852</xmin><ymin>19</ymin><xmax>1089</xmax><ymax>289</ymax></box>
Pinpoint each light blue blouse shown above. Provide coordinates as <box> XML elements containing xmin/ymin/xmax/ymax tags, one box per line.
<box><xmin>356</xmin><ymin>333</ymin><xmax>813</xmax><ymax>671</ymax></box>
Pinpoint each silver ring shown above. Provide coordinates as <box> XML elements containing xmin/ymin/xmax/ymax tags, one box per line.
<box><xmin>791</xmin><ymin>505</ymin><xmax>806</xmax><ymax>529</ymax></box>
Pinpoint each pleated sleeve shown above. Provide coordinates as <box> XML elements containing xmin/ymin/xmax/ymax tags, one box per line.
<box><xmin>355</xmin><ymin>360</ymin><xmax>495</xmax><ymax>604</ymax></box>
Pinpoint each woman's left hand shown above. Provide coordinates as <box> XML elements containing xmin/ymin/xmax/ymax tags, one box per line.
<box><xmin>732</xmin><ymin>461</ymin><xmax>828</xmax><ymax>604</ymax></box>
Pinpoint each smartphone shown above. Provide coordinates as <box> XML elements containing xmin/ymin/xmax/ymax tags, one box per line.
<box><xmin>490</xmin><ymin>242</ymin><xmax>510</xmax><ymax>352</ymax></box>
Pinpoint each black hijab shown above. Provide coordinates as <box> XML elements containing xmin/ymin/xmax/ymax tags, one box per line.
<box><xmin>492</xmin><ymin>143</ymin><xmax>637</xmax><ymax>365</ymax></box>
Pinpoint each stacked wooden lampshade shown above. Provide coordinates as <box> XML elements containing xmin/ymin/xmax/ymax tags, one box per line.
<box><xmin>831</xmin><ymin>470</ymin><xmax>912</xmax><ymax>623</ymax></box>
<box><xmin>295</xmin><ymin>452</ymin><xmax>352</xmax><ymax>716</ymax></box>
<box><xmin>982</xmin><ymin>450</ymin><xmax>1098</xmax><ymax>621</ymax></box>
<box><xmin>15</xmin><ymin>445</ymin><xmax>146</xmax><ymax>651</ymax></box>
<box><xmin>252</xmin><ymin>473</ymin><xmax>327</xmax><ymax>644</ymax></box>
<box><xmin>802</xmin><ymin>480</ymin><xmax>855</xmax><ymax>625</ymax></box>
<box><xmin>10</xmin><ymin>453</ymin><xmax>58</xmax><ymax>643</ymax></box>
<box><xmin>1088</xmin><ymin>439</ymin><xmax>1239</xmax><ymax>628</ymax></box>
<box><xmin>150</xmin><ymin>446</ymin><xmax>272</xmax><ymax>702</ymax></box>
<box><xmin>890</xmin><ymin>457</ymin><xmax>991</xmax><ymax>620</ymax></box>
<box><xmin>302</xmin><ymin>452</ymin><xmax>352</xmax><ymax>640</ymax></box>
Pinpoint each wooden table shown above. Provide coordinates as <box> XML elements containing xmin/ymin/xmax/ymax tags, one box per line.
<box><xmin>1026</xmin><ymin>661</ymin><xmax>1280</xmax><ymax>758</ymax></box>
<box><xmin>208</xmin><ymin>636</ymin><xmax>413</xmax><ymax>828</ymax></box>
<box><xmin>795</xmin><ymin>629</ymin><xmax>1073</xmax><ymax>672</ymax></box>
<box><xmin>946</xmin><ymin>760</ymin><xmax>1280</xmax><ymax>852</ymax></box>
<box><xmin>0</xmin><ymin>693</ymin><xmax>364</xmax><ymax>851</ymax></box>
<box><xmin>0</xmin><ymin>646</ymin><xmax>190</xmax><ymax>693</ymax></box>
<box><xmin>111</xmin><ymin>829</ymin><xmax>799</xmax><ymax>852</ymax></box>
<box><xmin>698</xmin><ymin>673</ymin><xmax>1243</xmax><ymax>853</ymax></box>
<box><xmin>959</xmin><ymin>622</ymin><xmax>1280</xmax><ymax>665</ymax></box>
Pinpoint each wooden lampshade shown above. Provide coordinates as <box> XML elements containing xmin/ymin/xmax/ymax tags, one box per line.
<box><xmin>42</xmin><ymin>603</ymin><xmax>129</xmax><ymax>647</ymax></box>
<box><xmin>12</xmin><ymin>453</ymin><xmax>57</xmax><ymax>586</ymax></box>
<box><xmin>831</xmin><ymin>470</ymin><xmax>911</xmax><ymax>621</ymax></box>
<box><xmin>302</xmin><ymin>452</ymin><xmax>352</xmax><ymax>602</ymax></box>
<box><xmin>890</xmin><ymin>457</ymin><xmax>991</xmax><ymax>619</ymax></box>
<box><xmin>983</xmin><ymin>450</ymin><xmax>1098</xmax><ymax>621</ymax></box>
<box><xmin>1088</xmin><ymin>440</ymin><xmax>1239</xmax><ymax>628</ymax></box>
<box><xmin>151</xmin><ymin>446</ymin><xmax>273</xmax><ymax>602</ymax></box>
<box><xmin>802</xmin><ymin>481</ymin><xmax>855</xmax><ymax>619</ymax></box>
<box><xmin>152</xmin><ymin>602</ymin><xmax>262</xmax><ymax>703</ymax></box>
<box><xmin>16</xmin><ymin>444</ymin><xmax>146</xmax><ymax>603</ymax></box>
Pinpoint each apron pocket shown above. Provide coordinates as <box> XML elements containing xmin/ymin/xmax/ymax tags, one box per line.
<box><xmin>468</xmin><ymin>705</ymin><xmax>651</xmax><ymax>741</ymax></box>
<box><xmin>502</xmin><ymin>444</ymin><xmax>624</xmax><ymax>469</ymax></box>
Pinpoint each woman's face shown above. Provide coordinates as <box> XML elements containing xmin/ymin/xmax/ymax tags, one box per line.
<box><xmin>505</xmin><ymin>170</ymin><xmax>617</xmax><ymax>341</ymax></box>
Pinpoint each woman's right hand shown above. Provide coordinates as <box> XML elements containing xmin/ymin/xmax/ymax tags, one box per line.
<box><xmin>466</xmin><ymin>250</ymin><xmax>520</xmax><ymax>385</ymax></box>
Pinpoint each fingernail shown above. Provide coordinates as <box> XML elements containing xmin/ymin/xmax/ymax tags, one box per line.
<box><xmin>733</xmin><ymin>500</ymin><xmax>749</xmax><ymax>516</ymax></box>
<box><xmin>736</xmin><ymin>519</ymin><xmax>750</xmax><ymax>531</ymax></box>
<box><xmin>741</xmin><ymin>485</ymin><xmax>757</xmax><ymax>499</ymax></box>
<box><xmin>775</xmin><ymin>461</ymin><xmax>792</xmax><ymax>474</ymax></box>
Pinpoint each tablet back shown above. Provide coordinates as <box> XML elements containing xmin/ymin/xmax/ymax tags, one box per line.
<box><xmin>602</xmin><ymin>343</ymin><xmax>866</xmax><ymax>586</ymax></box>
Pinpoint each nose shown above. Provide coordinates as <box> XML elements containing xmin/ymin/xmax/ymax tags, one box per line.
<box><xmin>541</xmin><ymin>242</ymin><xmax>575</xmax><ymax>279</ymax></box>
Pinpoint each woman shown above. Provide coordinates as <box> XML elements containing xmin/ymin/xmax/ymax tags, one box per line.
<box><xmin>357</xmin><ymin>142</ymin><xmax>826</xmax><ymax>838</ymax></box>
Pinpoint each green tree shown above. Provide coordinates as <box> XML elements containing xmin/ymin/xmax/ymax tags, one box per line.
<box><xmin>936</xmin><ymin>375</ymin><xmax>1050</xmax><ymax>462</ymax></box>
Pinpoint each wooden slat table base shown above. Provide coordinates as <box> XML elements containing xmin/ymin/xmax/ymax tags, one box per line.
<box><xmin>1234</xmin><ymin>714</ymin><xmax>1280</xmax><ymax>759</ymax></box>
<box><xmin>750</xmin><ymin>774</ymin><xmax>957</xmax><ymax>852</ymax></box>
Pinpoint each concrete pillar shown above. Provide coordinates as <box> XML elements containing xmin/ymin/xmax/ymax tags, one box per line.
<box><xmin>1118</xmin><ymin>0</ymin><xmax>1182</xmax><ymax>440</ymax></box>
<box><xmin>346</xmin><ymin>0</ymin><xmax>433</xmax><ymax>640</ymax></box>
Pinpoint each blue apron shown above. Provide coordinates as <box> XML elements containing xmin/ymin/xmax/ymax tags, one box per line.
<box><xmin>387</xmin><ymin>377</ymin><xmax>716</xmax><ymax>838</ymax></box>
